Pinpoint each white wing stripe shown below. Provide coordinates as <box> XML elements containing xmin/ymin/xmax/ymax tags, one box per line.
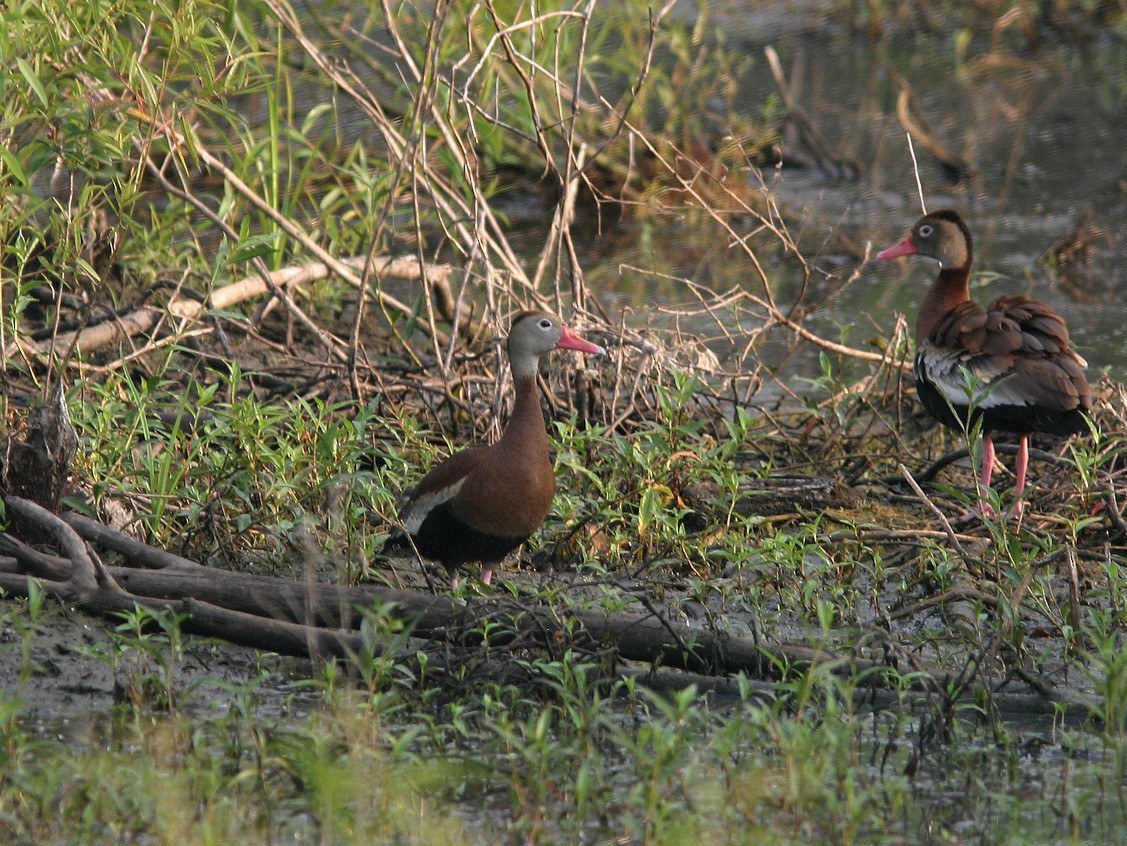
<box><xmin>401</xmin><ymin>478</ymin><xmax>465</xmax><ymax>534</ymax></box>
<box><xmin>917</xmin><ymin>352</ymin><xmax>1037</xmax><ymax>409</ymax></box>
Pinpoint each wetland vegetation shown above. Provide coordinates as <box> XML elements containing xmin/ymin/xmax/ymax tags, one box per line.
<box><xmin>2</xmin><ymin>0</ymin><xmax>1127</xmax><ymax>843</ymax></box>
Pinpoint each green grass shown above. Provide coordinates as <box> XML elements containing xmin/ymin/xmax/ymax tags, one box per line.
<box><xmin>11</xmin><ymin>359</ymin><xmax>1116</xmax><ymax>843</ymax></box>
<box><xmin>4</xmin><ymin>0</ymin><xmax>1127</xmax><ymax>842</ymax></box>
<box><xmin>3</xmin><ymin>596</ymin><xmax>1127</xmax><ymax>845</ymax></box>
<box><xmin>69</xmin><ymin>367</ymin><xmax>401</xmax><ymax>574</ymax></box>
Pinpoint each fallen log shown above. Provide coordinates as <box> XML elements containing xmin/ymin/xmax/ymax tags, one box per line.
<box><xmin>0</xmin><ymin>496</ymin><xmax>1100</xmax><ymax>722</ymax></box>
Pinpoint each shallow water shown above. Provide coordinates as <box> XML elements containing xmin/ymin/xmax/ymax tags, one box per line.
<box><xmin>567</xmin><ymin>7</ymin><xmax>1127</xmax><ymax>384</ymax></box>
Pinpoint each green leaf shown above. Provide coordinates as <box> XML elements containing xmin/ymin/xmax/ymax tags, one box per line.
<box><xmin>0</xmin><ymin>143</ymin><xmax>27</xmax><ymax>185</ymax></box>
<box><xmin>227</xmin><ymin>230</ymin><xmax>280</xmax><ymax>265</ymax></box>
<box><xmin>16</xmin><ymin>58</ymin><xmax>49</xmax><ymax>109</ymax></box>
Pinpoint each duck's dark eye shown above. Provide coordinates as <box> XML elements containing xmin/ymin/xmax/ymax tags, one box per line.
<box><xmin>919</xmin><ymin>224</ymin><xmax>933</xmax><ymax>237</ymax></box>
<box><xmin>538</xmin><ymin>318</ymin><xmax>552</xmax><ymax>329</ymax></box>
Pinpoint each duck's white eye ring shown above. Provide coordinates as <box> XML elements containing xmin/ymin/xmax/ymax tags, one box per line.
<box><xmin>919</xmin><ymin>224</ymin><xmax>934</xmax><ymax>237</ymax></box>
<box><xmin>538</xmin><ymin>318</ymin><xmax>552</xmax><ymax>329</ymax></box>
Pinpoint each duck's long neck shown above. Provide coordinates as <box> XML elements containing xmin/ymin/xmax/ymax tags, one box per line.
<box><xmin>497</xmin><ymin>370</ymin><xmax>548</xmax><ymax>454</ymax></box>
<box><xmin>916</xmin><ymin>268</ymin><xmax>969</xmax><ymax>342</ymax></box>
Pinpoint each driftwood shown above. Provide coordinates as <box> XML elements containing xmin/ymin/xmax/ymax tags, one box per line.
<box><xmin>0</xmin><ymin>501</ymin><xmax>806</xmax><ymax>676</ymax></box>
<box><xmin>0</xmin><ymin>499</ymin><xmax>363</xmax><ymax>659</ymax></box>
<box><xmin>0</xmin><ymin>495</ymin><xmax>1097</xmax><ymax>722</ymax></box>
<box><xmin>1</xmin><ymin>254</ymin><xmax>474</xmax><ymax>367</ymax></box>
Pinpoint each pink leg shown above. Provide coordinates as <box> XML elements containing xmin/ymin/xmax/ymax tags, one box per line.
<box><xmin>977</xmin><ymin>435</ymin><xmax>997</xmax><ymax>517</ymax></box>
<box><xmin>481</xmin><ymin>567</ymin><xmax>493</xmax><ymax>586</ymax></box>
<box><xmin>979</xmin><ymin>435</ymin><xmax>995</xmax><ymax>489</ymax></box>
<box><xmin>1012</xmin><ymin>435</ymin><xmax>1029</xmax><ymax>516</ymax></box>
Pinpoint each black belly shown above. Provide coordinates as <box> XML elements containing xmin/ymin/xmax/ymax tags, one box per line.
<box><xmin>915</xmin><ymin>375</ymin><xmax>1087</xmax><ymax>438</ymax></box>
<box><xmin>412</xmin><ymin>501</ymin><xmax>528</xmax><ymax>569</ymax></box>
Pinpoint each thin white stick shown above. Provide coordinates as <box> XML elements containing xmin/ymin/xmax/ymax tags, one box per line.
<box><xmin>906</xmin><ymin>132</ymin><xmax>927</xmax><ymax>214</ymax></box>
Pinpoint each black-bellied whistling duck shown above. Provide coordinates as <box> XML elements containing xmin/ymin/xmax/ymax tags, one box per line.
<box><xmin>877</xmin><ymin>209</ymin><xmax>1091</xmax><ymax>516</ymax></box>
<box><xmin>390</xmin><ymin>311</ymin><xmax>604</xmax><ymax>589</ymax></box>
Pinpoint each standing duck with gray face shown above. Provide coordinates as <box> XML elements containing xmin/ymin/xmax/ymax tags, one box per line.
<box><xmin>388</xmin><ymin>311</ymin><xmax>605</xmax><ymax>588</ymax></box>
<box><xmin>878</xmin><ymin>209</ymin><xmax>1091</xmax><ymax>516</ymax></box>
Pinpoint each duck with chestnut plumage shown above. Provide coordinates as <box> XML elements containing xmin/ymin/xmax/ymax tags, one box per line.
<box><xmin>877</xmin><ymin>209</ymin><xmax>1091</xmax><ymax>516</ymax></box>
<box><xmin>386</xmin><ymin>311</ymin><xmax>604</xmax><ymax>589</ymax></box>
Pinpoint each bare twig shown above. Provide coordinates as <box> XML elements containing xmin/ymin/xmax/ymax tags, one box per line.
<box><xmin>898</xmin><ymin>462</ymin><xmax>970</xmax><ymax>559</ymax></box>
<box><xmin>907</xmin><ymin>132</ymin><xmax>927</xmax><ymax>214</ymax></box>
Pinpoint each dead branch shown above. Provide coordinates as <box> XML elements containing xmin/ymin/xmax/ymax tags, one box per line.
<box><xmin>2</xmin><ymin>254</ymin><xmax>465</xmax><ymax>368</ymax></box>
<box><xmin>0</xmin><ymin>500</ymin><xmax>361</xmax><ymax>659</ymax></box>
<box><xmin>899</xmin><ymin>462</ymin><xmax>971</xmax><ymax>559</ymax></box>
<box><xmin>893</xmin><ymin>78</ymin><xmax>977</xmax><ymax>183</ymax></box>
<box><xmin>764</xmin><ymin>46</ymin><xmax>859</xmax><ymax>180</ymax></box>
<box><xmin>0</xmin><ymin>499</ymin><xmax>1091</xmax><ymax>720</ymax></box>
